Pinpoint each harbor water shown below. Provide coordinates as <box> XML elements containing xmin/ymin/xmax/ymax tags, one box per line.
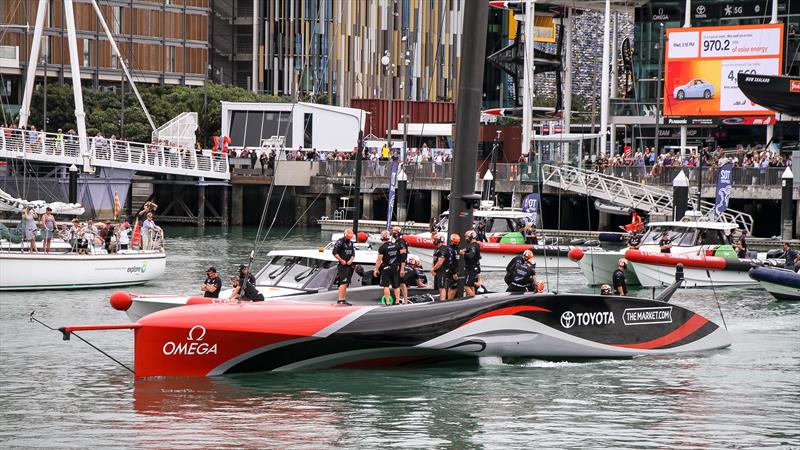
<box><xmin>1</xmin><ymin>227</ymin><xmax>798</xmax><ymax>448</ymax></box>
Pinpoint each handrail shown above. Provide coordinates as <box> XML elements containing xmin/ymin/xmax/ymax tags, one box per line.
<box><xmin>541</xmin><ymin>164</ymin><xmax>753</xmax><ymax>234</ymax></box>
<box><xmin>0</xmin><ymin>128</ymin><xmax>230</xmax><ymax>180</ymax></box>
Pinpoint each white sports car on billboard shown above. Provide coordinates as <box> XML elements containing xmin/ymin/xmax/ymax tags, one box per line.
<box><xmin>673</xmin><ymin>79</ymin><xmax>715</xmax><ymax>100</ymax></box>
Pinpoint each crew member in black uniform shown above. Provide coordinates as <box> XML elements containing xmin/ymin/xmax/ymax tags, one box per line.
<box><xmin>507</xmin><ymin>250</ymin><xmax>537</xmax><ymax>293</ymax></box>
<box><xmin>627</xmin><ymin>232</ymin><xmax>641</xmax><ymax>249</ymax></box>
<box><xmin>523</xmin><ymin>224</ymin><xmax>538</xmax><ymax>245</ymax></box>
<box><xmin>447</xmin><ymin>233</ymin><xmax>461</xmax><ymax>299</ymax></box>
<box><xmin>332</xmin><ymin>229</ymin><xmax>356</xmax><ymax>305</ymax></box>
<box><xmin>460</xmin><ymin>230</ymin><xmax>482</xmax><ymax>297</ymax></box>
<box><xmin>392</xmin><ymin>226</ymin><xmax>410</xmax><ymax>303</ymax></box>
<box><xmin>475</xmin><ymin>220</ymin><xmax>488</xmax><ymax>242</ymax></box>
<box><xmin>402</xmin><ymin>256</ymin><xmax>428</xmax><ymax>289</ymax></box>
<box><xmin>659</xmin><ymin>231</ymin><xmax>673</xmax><ymax>253</ymax></box>
<box><xmin>431</xmin><ymin>235</ymin><xmax>450</xmax><ymax>301</ymax></box>
<box><xmin>504</xmin><ymin>253</ymin><xmax>526</xmax><ymax>286</ymax></box>
<box><xmin>238</xmin><ymin>264</ymin><xmax>264</xmax><ymax>301</ymax></box>
<box><xmin>735</xmin><ymin>231</ymin><xmax>748</xmax><ymax>258</ymax></box>
<box><xmin>374</xmin><ymin>230</ymin><xmax>402</xmax><ymax>304</ymax></box>
<box><xmin>201</xmin><ymin>266</ymin><xmax>222</xmax><ymax>298</ymax></box>
<box><xmin>612</xmin><ymin>258</ymin><xmax>628</xmax><ymax>296</ymax></box>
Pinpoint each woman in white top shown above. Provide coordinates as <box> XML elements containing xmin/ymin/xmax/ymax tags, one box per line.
<box><xmin>22</xmin><ymin>207</ymin><xmax>38</xmax><ymax>253</ymax></box>
<box><xmin>116</xmin><ymin>223</ymin><xmax>131</xmax><ymax>250</ymax></box>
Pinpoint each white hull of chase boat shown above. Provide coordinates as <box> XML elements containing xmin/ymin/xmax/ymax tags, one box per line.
<box><xmin>0</xmin><ymin>251</ymin><xmax>166</xmax><ymax>290</ymax></box>
<box><xmin>575</xmin><ymin>249</ymin><xmax>640</xmax><ymax>286</ymax></box>
<box><xmin>630</xmin><ymin>262</ymin><xmax>757</xmax><ymax>288</ymax></box>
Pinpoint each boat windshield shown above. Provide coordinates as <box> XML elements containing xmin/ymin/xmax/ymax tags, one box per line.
<box><xmin>256</xmin><ymin>256</ymin><xmax>335</xmax><ymax>289</ymax></box>
<box><xmin>641</xmin><ymin>225</ymin><xmax>730</xmax><ymax>247</ymax></box>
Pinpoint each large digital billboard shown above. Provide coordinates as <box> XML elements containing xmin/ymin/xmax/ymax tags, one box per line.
<box><xmin>663</xmin><ymin>24</ymin><xmax>784</xmax><ymax>116</ymax></box>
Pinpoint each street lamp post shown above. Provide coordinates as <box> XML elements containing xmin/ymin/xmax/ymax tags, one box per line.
<box><xmin>381</xmin><ymin>53</ymin><xmax>392</xmax><ymax>151</ymax></box>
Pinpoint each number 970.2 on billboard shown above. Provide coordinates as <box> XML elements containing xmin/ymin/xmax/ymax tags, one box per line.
<box><xmin>663</xmin><ymin>24</ymin><xmax>784</xmax><ymax>117</ymax></box>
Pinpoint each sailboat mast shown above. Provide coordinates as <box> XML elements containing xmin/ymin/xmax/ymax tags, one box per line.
<box><xmin>447</xmin><ymin>2</ymin><xmax>488</xmax><ymax>240</ymax></box>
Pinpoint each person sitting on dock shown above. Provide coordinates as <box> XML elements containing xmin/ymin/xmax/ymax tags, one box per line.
<box><xmin>431</xmin><ymin>235</ymin><xmax>450</xmax><ymax>302</ymax></box>
<box><xmin>238</xmin><ymin>265</ymin><xmax>264</xmax><ymax>301</ymax></box>
<box><xmin>332</xmin><ymin>229</ymin><xmax>356</xmax><ymax>306</ymax></box>
<box><xmin>447</xmin><ymin>233</ymin><xmax>462</xmax><ymax>299</ymax></box>
<box><xmin>374</xmin><ymin>230</ymin><xmax>402</xmax><ymax>305</ymax></box>
<box><xmin>201</xmin><ymin>267</ymin><xmax>221</xmax><ymax>298</ymax></box>
<box><xmin>506</xmin><ymin>250</ymin><xmax>537</xmax><ymax>294</ymax></box>
<box><xmin>612</xmin><ymin>259</ymin><xmax>628</xmax><ymax>296</ymax></box>
<box><xmin>659</xmin><ymin>231</ymin><xmax>673</xmax><ymax>254</ymax></box>
<box><xmin>461</xmin><ymin>230</ymin><xmax>482</xmax><ymax>297</ymax></box>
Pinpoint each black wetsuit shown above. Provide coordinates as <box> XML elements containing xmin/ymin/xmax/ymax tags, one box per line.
<box><xmin>203</xmin><ymin>276</ymin><xmax>222</xmax><ymax>298</ymax></box>
<box><xmin>463</xmin><ymin>241</ymin><xmax>481</xmax><ymax>287</ymax></box>
<box><xmin>507</xmin><ymin>260</ymin><xmax>536</xmax><ymax>293</ymax></box>
<box><xmin>395</xmin><ymin>236</ymin><xmax>409</xmax><ymax>282</ymax></box>
<box><xmin>378</xmin><ymin>240</ymin><xmax>401</xmax><ymax>288</ymax></box>
<box><xmin>332</xmin><ymin>237</ymin><xmax>355</xmax><ymax>286</ymax></box>
<box><xmin>447</xmin><ymin>244</ymin><xmax>460</xmax><ymax>288</ymax></box>
<box><xmin>239</xmin><ymin>272</ymin><xmax>264</xmax><ymax>301</ymax></box>
<box><xmin>612</xmin><ymin>268</ymin><xmax>628</xmax><ymax>295</ymax></box>
<box><xmin>433</xmin><ymin>244</ymin><xmax>451</xmax><ymax>290</ymax></box>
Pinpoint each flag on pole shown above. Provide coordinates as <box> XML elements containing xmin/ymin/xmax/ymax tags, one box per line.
<box><xmin>714</xmin><ymin>161</ymin><xmax>733</xmax><ymax>217</ymax></box>
<box><xmin>386</xmin><ymin>162</ymin><xmax>399</xmax><ymax>230</ymax></box>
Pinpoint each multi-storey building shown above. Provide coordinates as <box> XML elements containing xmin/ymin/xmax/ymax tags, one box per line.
<box><xmin>0</xmin><ymin>0</ymin><xmax>209</xmax><ymax>112</ymax></box>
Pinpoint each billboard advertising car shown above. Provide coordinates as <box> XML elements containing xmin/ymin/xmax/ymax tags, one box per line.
<box><xmin>663</xmin><ymin>23</ymin><xmax>784</xmax><ymax>116</ymax></box>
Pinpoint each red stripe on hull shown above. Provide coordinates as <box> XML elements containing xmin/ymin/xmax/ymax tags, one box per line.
<box><xmin>612</xmin><ymin>314</ymin><xmax>708</xmax><ymax>349</ymax></box>
<box><xmin>625</xmin><ymin>249</ymin><xmax>729</xmax><ymax>270</ymax></box>
<box><xmin>461</xmin><ymin>305</ymin><xmax>551</xmax><ymax>327</ymax></box>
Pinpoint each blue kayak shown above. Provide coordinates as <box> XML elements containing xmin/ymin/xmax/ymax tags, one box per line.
<box><xmin>748</xmin><ymin>266</ymin><xmax>800</xmax><ymax>301</ymax></box>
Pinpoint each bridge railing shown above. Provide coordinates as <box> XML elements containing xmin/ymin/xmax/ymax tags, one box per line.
<box><xmin>0</xmin><ymin>128</ymin><xmax>229</xmax><ymax>179</ymax></box>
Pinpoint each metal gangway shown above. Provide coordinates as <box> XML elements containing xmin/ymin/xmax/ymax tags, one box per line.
<box><xmin>541</xmin><ymin>164</ymin><xmax>753</xmax><ymax>234</ymax></box>
<box><xmin>0</xmin><ymin>128</ymin><xmax>229</xmax><ymax>180</ymax></box>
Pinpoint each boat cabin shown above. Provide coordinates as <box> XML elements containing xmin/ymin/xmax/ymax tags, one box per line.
<box><xmin>435</xmin><ymin>208</ymin><xmax>534</xmax><ymax>234</ymax></box>
<box><xmin>254</xmin><ymin>247</ymin><xmax>380</xmax><ymax>292</ymax></box>
<box><xmin>639</xmin><ymin>220</ymin><xmax>738</xmax><ymax>248</ymax></box>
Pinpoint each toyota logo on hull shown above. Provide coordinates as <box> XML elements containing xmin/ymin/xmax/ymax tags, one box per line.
<box><xmin>560</xmin><ymin>311</ymin><xmax>615</xmax><ymax>328</ymax></box>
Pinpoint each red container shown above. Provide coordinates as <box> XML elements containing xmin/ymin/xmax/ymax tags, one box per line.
<box><xmin>350</xmin><ymin>98</ymin><xmax>455</xmax><ymax>138</ymax></box>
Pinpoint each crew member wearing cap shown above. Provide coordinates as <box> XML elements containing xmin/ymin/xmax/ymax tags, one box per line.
<box><xmin>507</xmin><ymin>250</ymin><xmax>537</xmax><ymax>293</ymax></box>
<box><xmin>392</xmin><ymin>226</ymin><xmax>410</xmax><ymax>303</ymax></box>
<box><xmin>460</xmin><ymin>230</ymin><xmax>482</xmax><ymax>297</ymax></box>
<box><xmin>600</xmin><ymin>284</ymin><xmax>613</xmax><ymax>295</ymax></box>
<box><xmin>612</xmin><ymin>259</ymin><xmax>628</xmax><ymax>295</ymax></box>
<box><xmin>431</xmin><ymin>235</ymin><xmax>451</xmax><ymax>301</ymax></box>
<box><xmin>332</xmin><ymin>229</ymin><xmax>356</xmax><ymax>305</ymax></box>
<box><xmin>375</xmin><ymin>229</ymin><xmax>402</xmax><ymax>304</ymax></box>
<box><xmin>201</xmin><ymin>267</ymin><xmax>222</xmax><ymax>298</ymax></box>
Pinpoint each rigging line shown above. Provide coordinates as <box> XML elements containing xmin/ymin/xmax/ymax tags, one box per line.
<box><xmin>692</xmin><ymin>215</ymin><xmax>728</xmax><ymax>331</ymax></box>
<box><xmin>279</xmin><ymin>188</ymin><xmax>325</xmax><ymax>241</ymax></box>
<box><xmin>556</xmin><ymin>161</ymin><xmax>563</xmax><ymax>293</ymax></box>
<box><xmin>258</xmin><ymin>184</ymin><xmax>287</xmax><ymax>246</ymax></box>
<box><xmin>28</xmin><ymin>312</ymin><xmax>134</xmax><ymax>374</ymax></box>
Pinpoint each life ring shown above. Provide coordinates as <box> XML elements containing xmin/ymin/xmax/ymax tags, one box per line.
<box><xmin>381</xmin><ymin>295</ymin><xmax>394</xmax><ymax>305</ymax></box>
<box><xmin>651</xmin><ymin>165</ymin><xmax>663</xmax><ymax>177</ymax></box>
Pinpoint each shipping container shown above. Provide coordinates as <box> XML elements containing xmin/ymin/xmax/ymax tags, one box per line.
<box><xmin>350</xmin><ymin>99</ymin><xmax>455</xmax><ymax>138</ymax></box>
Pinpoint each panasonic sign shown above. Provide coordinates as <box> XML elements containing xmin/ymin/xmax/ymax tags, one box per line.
<box><xmin>623</xmin><ymin>307</ymin><xmax>673</xmax><ymax>326</ymax></box>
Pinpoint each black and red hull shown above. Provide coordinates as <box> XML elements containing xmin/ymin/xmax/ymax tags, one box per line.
<box><xmin>64</xmin><ymin>292</ymin><xmax>731</xmax><ymax>377</ymax></box>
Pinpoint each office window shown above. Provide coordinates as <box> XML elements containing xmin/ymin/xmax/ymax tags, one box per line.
<box><xmin>112</xmin><ymin>53</ymin><xmax>119</xmax><ymax>69</ymax></box>
<box><xmin>166</xmin><ymin>46</ymin><xmax>176</xmax><ymax>72</ymax></box>
<box><xmin>113</xmin><ymin>6</ymin><xmax>122</xmax><ymax>34</ymax></box>
<box><xmin>82</xmin><ymin>39</ymin><xmax>91</xmax><ymax>66</ymax></box>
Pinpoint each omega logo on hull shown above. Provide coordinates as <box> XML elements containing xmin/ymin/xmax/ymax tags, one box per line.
<box><xmin>162</xmin><ymin>325</ymin><xmax>218</xmax><ymax>356</ymax></box>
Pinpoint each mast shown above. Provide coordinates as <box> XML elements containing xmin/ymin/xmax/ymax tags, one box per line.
<box><xmin>447</xmin><ymin>2</ymin><xmax>488</xmax><ymax>241</ymax></box>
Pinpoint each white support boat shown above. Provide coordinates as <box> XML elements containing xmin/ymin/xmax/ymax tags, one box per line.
<box><xmin>571</xmin><ymin>214</ymin><xmax>747</xmax><ymax>286</ymax></box>
<box><xmin>400</xmin><ymin>208</ymin><xmax>577</xmax><ymax>271</ymax></box>
<box><xmin>0</xmin><ymin>249</ymin><xmax>166</xmax><ymax>291</ymax></box>
<box><xmin>624</xmin><ymin>249</ymin><xmax>759</xmax><ymax>288</ymax></box>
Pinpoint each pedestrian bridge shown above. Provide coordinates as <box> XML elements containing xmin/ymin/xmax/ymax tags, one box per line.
<box><xmin>0</xmin><ymin>128</ymin><xmax>229</xmax><ymax>180</ymax></box>
<box><xmin>541</xmin><ymin>163</ymin><xmax>754</xmax><ymax>234</ymax></box>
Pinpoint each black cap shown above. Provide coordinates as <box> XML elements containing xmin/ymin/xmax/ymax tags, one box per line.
<box><xmin>207</xmin><ymin>267</ymin><xmax>217</xmax><ymax>273</ymax></box>
<box><xmin>239</xmin><ymin>264</ymin><xmax>247</xmax><ymax>270</ymax></box>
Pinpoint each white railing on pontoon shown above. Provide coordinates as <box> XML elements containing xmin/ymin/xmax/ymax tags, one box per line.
<box><xmin>0</xmin><ymin>128</ymin><xmax>230</xmax><ymax>180</ymax></box>
<box><xmin>541</xmin><ymin>164</ymin><xmax>753</xmax><ymax>234</ymax></box>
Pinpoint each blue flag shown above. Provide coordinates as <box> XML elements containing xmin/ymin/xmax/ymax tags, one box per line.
<box><xmin>714</xmin><ymin>161</ymin><xmax>733</xmax><ymax>217</ymax></box>
<box><xmin>521</xmin><ymin>193</ymin><xmax>541</xmax><ymax>227</ymax></box>
<box><xmin>386</xmin><ymin>162</ymin><xmax>399</xmax><ymax>230</ymax></box>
